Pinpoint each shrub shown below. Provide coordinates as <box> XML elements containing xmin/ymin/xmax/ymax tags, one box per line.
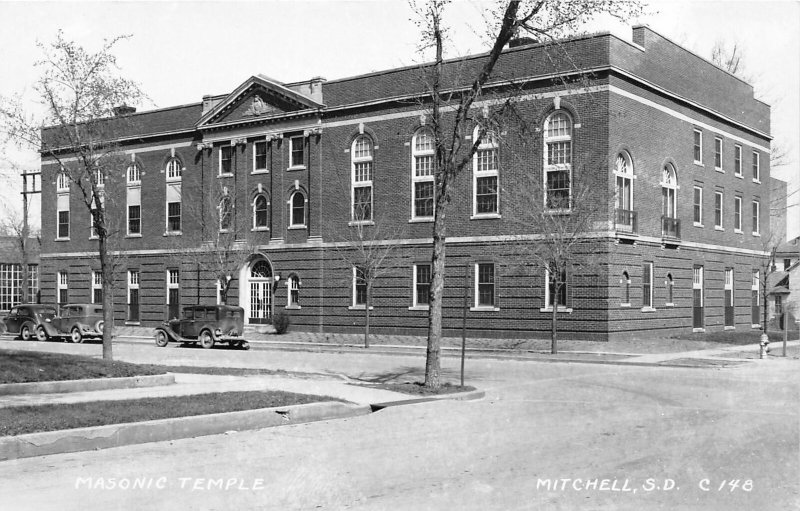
<box><xmin>273</xmin><ymin>311</ymin><xmax>291</xmax><ymax>335</ymax></box>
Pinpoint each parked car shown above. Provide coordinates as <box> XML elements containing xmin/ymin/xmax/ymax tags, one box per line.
<box><xmin>154</xmin><ymin>305</ymin><xmax>249</xmax><ymax>350</ymax></box>
<box><xmin>36</xmin><ymin>303</ymin><xmax>105</xmax><ymax>343</ymax></box>
<box><xmin>3</xmin><ymin>304</ymin><xmax>58</xmax><ymax>341</ymax></box>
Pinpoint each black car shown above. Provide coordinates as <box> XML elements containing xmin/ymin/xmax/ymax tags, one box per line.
<box><xmin>3</xmin><ymin>304</ymin><xmax>58</xmax><ymax>341</ymax></box>
<box><xmin>36</xmin><ymin>303</ymin><xmax>105</xmax><ymax>343</ymax></box>
<box><xmin>154</xmin><ymin>305</ymin><xmax>249</xmax><ymax>349</ymax></box>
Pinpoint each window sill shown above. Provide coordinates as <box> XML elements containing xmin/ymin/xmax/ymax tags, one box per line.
<box><xmin>163</xmin><ymin>231</ymin><xmax>183</xmax><ymax>236</ymax></box>
<box><xmin>251</xmin><ymin>169</ymin><xmax>269</xmax><ymax>175</ymax></box>
<box><xmin>55</xmin><ymin>238</ymin><xmax>71</xmax><ymax>242</ymax></box>
<box><xmin>470</xmin><ymin>213</ymin><xmax>501</xmax><ymax>220</ymax></box>
<box><xmin>89</xmin><ymin>236</ymin><xmax>98</xmax><ymax>240</ymax></box>
<box><xmin>665</xmin><ymin>303</ymin><xmax>674</xmax><ymax>308</ymax></box>
<box><xmin>693</xmin><ymin>223</ymin><xmax>703</xmax><ymax>228</ymax></box>
<box><xmin>217</xmin><ymin>173</ymin><xmax>233</xmax><ymax>179</ymax></box>
<box><xmin>545</xmin><ymin>209</ymin><xmax>571</xmax><ymax>216</ymax></box>
<box><xmin>166</xmin><ymin>177</ymin><xmax>182</xmax><ymax>183</ymax></box>
<box><xmin>752</xmin><ymin>232</ymin><xmax>761</xmax><ymax>237</ymax></box>
<box><xmin>287</xmin><ymin>166</ymin><xmax>306</xmax><ymax>172</ymax></box>
<box><xmin>349</xmin><ymin>220</ymin><xmax>374</xmax><ymax>227</ymax></box>
<box><xmin>125</xmin><ymin>321</ymin><xmax>141</xmax><ymax>326</ymax></box>
<box><xmin>126</xmin><ymin>234</ymin><xmax>143</xmax><ymax>238</ymax></box>
<box><xmin>408</xmin><ymin>305</ymin><xmax>429</xmax><ymax>311</ymax></box>
<box><xmin>286</xmin><ymin>305</ymin><xmax>301</xmax><ymax>310</ymax></box>
<box><xmin>408</xmin><ymin>218</ymin><xmax>434</xmax><ymax>224</ymax></box>
<box><xmin>620</xmin><ymin>303</ymin><xmax>631</xmax><ymax>308</ymax></box>
<box><xmin>641</xmin><ymin>306</ymin><xmax>656</xmax><ymax>313</ymax></box>
<box><xmin>287</xmin><ymin>225</ymin><xmax>307</xmax><ymax>230</ymax></box>
<box><xmin>694</xmin><ymin>162</ymin><xmax>704</xmax><ymax>167</ymax></box>
<box><xmin>724</xmin><ymin>326</ymin><xmax>736</xmax><ymax>331</ymax></box>
<box><xmin>348</xmin><ymin>305</ymin><xmax>374</xmax><ymax>311</ymax></box>
<box><xmin>734</xmin><ymin>173</ymin><xmax>743</xmax><ymax>179</ymax></box>
<box><xmin>752</xmin><ymin>179</ymin><xmax>761</xmax><ymax>184</ymax></box>
<box><xmin>693</xmin><ymin>328</ymin><xmax>706</xmax><ymax>333</ymax></box>
<box><xmin>751</xmin><ymin>324</ymin><xmax>761</xmax><ymax>329</ymax></box>
<box><xmin>715</xmin><ymin>168</ymin><xmax>724</xmax><ymax>173</ymax></box>
<box><xmin>470</xmin><ymin>306</ymin><xmax>500</xmax><ymax>312</ymax></box>
<box><xmin>714</xmin><ymin>226</ymin><xmax>724</xmax><ymax>231</ymax></box>
<box><xmin>251</xmin><ymin>227</ymin><xmax>270</xmax><ymax>232</ymax></box>
<box><xmin>540</xmin><ymin>307</ymin><xmax>573</xmax><ymax>313</ymax></box>
<box><xmin>734</xmin><ymin>229</ymin><xmax>743</xmax><ymax>234</ymax></box>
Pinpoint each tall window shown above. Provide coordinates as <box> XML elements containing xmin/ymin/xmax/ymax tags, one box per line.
<box><xmin>127</xmin><ymin>162</ymin><xmax>141</xmax><ymax>184</ymax></box>
<box><xmin>89</xmin><ymin>193</ymin><xmax>104</xmax><ymax>239</ymax></box>
<box><xmin>57</xmin><ymin>271</ymin><xmax>68</xmax><ymax>305</ymax></box>
<box><xmin>413</xmin><ymin>264</ymin><xmax>431</xmax><ymax>307</ymax></box>
<box><xmin>693</xmin><ymin>186</ymin><xmax>703</xmax><ymax>225</ymax></box>
<box><xmin>621</xmin><ymin>271</ymin><xmax>631</xmax><ymax>305</ymax></box>
<box><xmin>752</xmin><ymin>269</ymin><xmax>760</xmax><ymax>326</ymax></box>
<box><xmin>353</xmin><ymin>266</ymin><xmax>367</xmax><ymax>306</ymax></box>
<box><xmin>166</xmin><ymin>158</ymin><xmax>182</xmax><ymax>181</ymax></box>
<box><xmin>545</xmin><ymin>263</ymin><xmax>567</xmax><ymax>308</ymax></box>
<box><xmin>752</xmin><ymin>151</ymin><xmax>760</xmax><ymax>182</ymax></box>
<box><xmin>220</xmin><ymin>145</ymin><xmax>233</xmax><ymax>175</ymax></box>
<box><xmin>253</xmin><ymin>193</ymin><xmax>269</xmax><ymax>230</ymax></box>
<box><xmin>167</xmin><ymin>202</ymin><xmax>181</xmax><ymax>233</ymax></box>
<box><xmin>56</xmin><ymin>171</ymin><xmax>69</xmax><ymax>191</ymax></box>
<box><xmin>662</xmin><ymin>164</ymin><xmax>677</xmax><ymax>218</ymax></box>
<box><xmin>734</xmin><ymin>145</ymin><xmax>742</xmax><ymax>177</ymax></box>
<box><xmin>734</xmin><ymin>196</ymin><xmax>742</xmax><ymax>232</ymax></box>
<box><xmin>253</xmin><ymin>140</ymin><xmax>268</xmax><ymax>172</ymax></box>
<box><xmin>128</xmin><ymin>205</ymin><xmax>141</xmax><ymax>235</ymax></box>
<box><xmin>714</xmin><ymin>191</ymin><xmax>723</xmax><ymax>229</ymax></box>
<box><xmin>287</xmin><ymin>275</ymin><xmax>300</xmax><ymax>307</ymax></box>
<box><xmin>412</xmin><ymin>128</ymin><xmax>435</xmax><ymax>219</ymax></box>
<box><xmin>666</xmin><ymin>273</ymin><xmax>674</xmax><ymax>305</ymax></box>
<box><xmin>166</xmin><ymin>161</ymin><xmax>181</xmax><ymax>233</ymax></box>
<box><xmin>127</xmin><ymin>270</ymin><xmax>139</xmax><ymax>322</ymax></box>
<box><xmin>167</xmin><ymin>269</ymin><xmax>180</xmax><ymax>319</ymax></box>
<box><xmin>352</xmin><ymin>135</ymin><xmax>373</xmax><ymax>222</ymax></box>
<box><xmin>289</xmin><ymin>136</ymin><xmax>305</xmax><ymax>168</ymax></box>
<box><xmin>93</xmin><ymin>168</ymin><xmax>105</xmax><ymax>188</ymax></box>
<box><xmin>219</xmin><ymin>196</ymin><xmax>232</xmax><ymax>231</ymax></box>
<box><xmin>289</xmin><ymin>191</ymin><xmax>306</xmax><ymax>227</ymax></box>
<box><xmin>693</xmin><ymin>129</ymin><xmax>703</xmax><ymax>164</ymax></box>
<box><xmin>57</xmin><ymin>170</ymin><xmax>70</xmax><ymax>239</ymax></box>
<box><xmin>752</xmin><ymin>200</ymin><xmax>760</xmax><ymax>235</ymax></box>
<box><xmin>714</xmin><ymin>136</ymin><xmax>723</xmax><ymax>170</ymax></box>
<box><xmin>28</xmin><ymin>264</ymin><xmax>39</xmax><ymax>303</ymax></box>
<box><xmin>475</xmin><ymin>263</ymin><xmax>496</xmax><ymax>308</ymax></box>
<box><xmin>91</xmin><ymin>271</ymin><xmax>102</xmax><ymax>304</ymax></box>
<box><xmin>473</xmin><ymin>128</ymin><xmax>499</xmax><ymax>216</ymax></box>
<box><xmin>543</xmin><ymin>112</ymin><xmax>572</xmax><ymax>209</ymax></box>
<box><xmin>615</xmin><ymin>151</ymin><xmax>634</xmax><ymax>213</ymax></box>
<box><xmin>642</xmin><ymin>262</ymin><xmax>653</xmax><ymax>308</ymax></box>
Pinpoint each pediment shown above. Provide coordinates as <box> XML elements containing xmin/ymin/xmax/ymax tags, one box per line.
<box><xmin>197</xmin><ymin>75</ymin><xmax>324</xmax><ymax>128</ymax></box>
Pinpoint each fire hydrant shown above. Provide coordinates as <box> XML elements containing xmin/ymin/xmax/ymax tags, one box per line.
<box><xmin>759</xmin><ymin>333</ymin><xmax>769</xmax><ymax>359</ymax></box>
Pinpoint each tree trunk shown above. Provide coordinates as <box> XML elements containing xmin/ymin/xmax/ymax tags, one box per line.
<box><xmin>425</xmin><ymin>192</ymin><xmax>449</xmax><ymax>389</ymax></box>
<box><xmin>551</xmin><ymin>282</ymin><xmax>559</xmax><ymax>355</ymax></box>
<box><xmin>99</xmin><ymin>234</ymin><xmax>113</xmax><ymax>361</ymax></box>
<box><xmin>364</xmin><ymin>284</ymin><xmax>371</xmax><ymax>349</ymax></box>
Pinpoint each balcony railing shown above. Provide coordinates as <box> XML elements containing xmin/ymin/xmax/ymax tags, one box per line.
<box><xmin>615</xmin><ymin>209</ymin><xmax>638</xmax><ymax>234</ymax></box>
<box><xmin>661</xmin><ymin>216</ymin><xmax>681</xmax><ymax>239</ymax></box>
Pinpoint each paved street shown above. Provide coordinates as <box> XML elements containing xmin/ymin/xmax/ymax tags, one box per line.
<box><xmin>0</xmin><ymin>340</ymin><xmax>798</xmax><ymax>510</ymax></box>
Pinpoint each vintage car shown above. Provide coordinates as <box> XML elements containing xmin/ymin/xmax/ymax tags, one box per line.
<box><xmin>36</xmin><ymin>303</ymin><xmax>105</xmax><ymax>343</ymax></box>
<box><xmin>154</xmin><ymin>305</ymin><xmax>249</xmax><ymax>350</ymax></box>
<box><xmin>2</xmin><ymin>304</ymin><xmax>58</xmax><ymax>340</ymax></box>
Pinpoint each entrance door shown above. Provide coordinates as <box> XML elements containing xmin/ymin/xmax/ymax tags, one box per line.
<box><xmin>248</xmin><ymin>260</ymin><xmax>272</xmax><ymax>324</ymax></box>
<box><xmin>751</xmin><ymin>270</ymin><xmax>760</xmax><ymax>326</ymax></box>
<box><xmin>724</xmin><ymin>268</ymin><xmax>734</xmax><ymax>328</ymax></box>
<box><xmin>693</xmin><ymin>266</ymin><xmax>704</xmax><ymax>329</ymax></box>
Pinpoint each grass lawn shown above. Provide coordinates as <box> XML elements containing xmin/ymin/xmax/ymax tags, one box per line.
<box><xmin>0</xmin><ymin>350</ymin><xmax>166</xmax><ymax>384</ymax></box>
<box><xmin>365</xmin><ymin>382</ymin><xmax>476</xmax><ymax>396</ymax></box>
<box><xmin>670</xmin><ymin>330</ymin><xmax>795</xmax><ymax>345</ymax></box>
<box><xmin>1</xmin><ymin>390</ymin><xmax>339</xmax><ymax>436</ymax></box>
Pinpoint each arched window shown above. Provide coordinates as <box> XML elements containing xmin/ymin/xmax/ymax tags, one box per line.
<box><xmin>287</xmin><ymin>275</ymin><xmax>300</xmax><ymax>307</ymax></box>
<box><xmin>411</xmin><ymin>128</ymin><xmax>435</xmax><ymax>219</ymax></box>
<box><xmin>622</xmin><ymin>271</ymin><xmax>631</xmax><ymax>305</ymax></box>
<box><xmin>615</xmin><ymin>151</ymin><xmax>634</xmax><ymax>230</ymax></box>
<box><xmin>166</xmin><ymin>158</ymin><xmax>182</xmax><ymax>181</ymax></box>
<box><xmin>93</xmin><ymin>169</ymin><xmax>105</xmax><ymax>188</ymax></box>
<box><xmin>666</xmin><ymin>273</ymin><xmax>674</xmax><ymax>305</ymax></box>
<box><xmin>473</xmin><ymin>127</ymin><xmax>499</xmax><ymax>216</ymax></box>
<box><xmin>127</xmin><ymin>163</ymin><xmax>141</xmax><ymax>184</ymax></box>
<box><xmin>543</xmin><ymin>111</ymin><xmax>572</xmax><ymax>209</ymax></box>
<box><xmin>56</xmin><ymin>171</ymin><xmax>69</xmax><ymax>191</ymax></box>
<box><xmin>251</xmin><ymin>260</ymin><xmax>271</xmax><ymax>278</ymax></box>
<box><xmin>289</xmin><ymin>191</ymin><xmax>306</xmax><ymax>227</ymax></box>
<box><xmin>661</xmin><ymin>164</ymin><xmax>679</xmax><ymax>238</ymax></box>
<box><xmin>219</xmin><ymin>195</ymin><xmax>232</xmax><ymax>231</ymax></box>
<box><xmin>352</xmin><ymin>135</ymin><xmax>373</xmax><ymax>222</ymax></box>
<box><xmin>253</xmin><ymin>193</ymin><xmax>269</xmax><ymax>230</ymax></box>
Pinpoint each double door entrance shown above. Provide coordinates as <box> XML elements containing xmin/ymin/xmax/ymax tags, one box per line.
<box><xmin>246</xmin><ymin>259</ymin><xmax>272</xmax><ymax>325</ymax></box>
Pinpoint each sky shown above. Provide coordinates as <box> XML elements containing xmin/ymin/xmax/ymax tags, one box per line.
<box><xmin>0</xmin><ymin>0</ymin><xmax>798</xmax><ymax>238</ymax></box>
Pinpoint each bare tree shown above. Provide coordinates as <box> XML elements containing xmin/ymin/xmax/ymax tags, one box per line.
<box><xmin>412</xmin><ymin>0</ymin><xmax>644</xmax><ymax>388</ymax></box>
<box><xmin>0</xmin><ymin>31</ymin><xmax>144</xmax><ymax>360</ymax></box>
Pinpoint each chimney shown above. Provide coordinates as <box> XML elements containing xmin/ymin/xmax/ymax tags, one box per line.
<box><xmin>113</xmin><ymin>105</ymin><xmax>136</xmax><ymax>116</ymax></box>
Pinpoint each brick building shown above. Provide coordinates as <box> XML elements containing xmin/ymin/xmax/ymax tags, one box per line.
<box><xmin>39</xmin><ymin>26</ymin><xmax>772</xmax><ymax>340</ymax></box>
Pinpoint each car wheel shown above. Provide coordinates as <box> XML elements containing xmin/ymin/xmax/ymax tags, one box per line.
<box><xmin>20</xmin><ymin>324</ymin><xmax>32</xmax><ymax>341</ymax></box>
<box><xmin>199</xmin><ymin>330</ymin><xmax>215</xmax><ymax>349</ymax></box>
<box><xmin>154</xmin><ymin>330</ymin><xmax>169</xmax><ymax>348</ymax></box>
<box><xmin>95</xmin><ymin>320</ymin><xmax>104</xmax><ymax>334</ymax></box>
<box><xmin>240</xmin><ymin>341</ymin><xmax>250</xmax><ymax>351</ymax></box>
<box><xmin>35</xmin><ymin>325</ymin><xmax>48</xmax><ymax>342</ymax></box>
<box><xmin>70</xmin><ymin>327</ymin><xmax>84</xmax><ymax>344</ymax></box>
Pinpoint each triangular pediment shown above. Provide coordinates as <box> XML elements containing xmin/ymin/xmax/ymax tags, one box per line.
<box><xmin>197</xmin><ymin>75</ymin><xmax>324</xmax><ymax>128</ymax></box>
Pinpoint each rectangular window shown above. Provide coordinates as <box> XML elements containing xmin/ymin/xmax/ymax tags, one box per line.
<box><xmin>734</xmin><ymin>145</ymin><xmax>742</xmax><ymax>176</ymax></box>
<box><xmin>167</xmin><ymin>269</ymin><xmax>180</xmax><ymax>319</ymax></box>
<box><xmin>414</xmin><ymin>264</ymin><xmax>431</xmax><ymax>307</ymax></box>
<box><xmin>475</xmin><ymin>263</ymin><xmax>495</xmax><ymax>308</ymax></box>
<box><xmin>693</xmin><ymin>129</ymin><xmax>703</xmax><ymax>164</ymax></box>
<box><xmin>128</xmin><ymin>205</ymin><xmax>141</xmax><ymax>235</ymax></box>
<box><xmin>57</xmin><ymin>210</ymin><xmax>70</xmax><ymax>239</ymax></box>
<box><xmin>752</xmin><ymin>200</ymin><xmax>760</xmax><ymax>235</ymax></box>
<box><xmin>167</xmin><ymin>202</ymin><xmax>181</xmax><ymax>232</ymax></box>
<box><xmin>290</xmin><ymin>136</ymin><xmax>304</xmax><ymax>168</ymax></box>
<box><xmin>642</xmin><ymin>262</ymin><xmax>653</xmax><ymax>308</ymax></box>
<box><xmin>254</xmin><ymin>140</ymin><xmax>268</xmax><ymax>172</ymax></box>
<box><xmin>714</xmin><ymin>191</ymin><xmax>723</xmax><ymax>229</ymax></box>
<box><xmin>693</xmin><ymin>186</ymin><xmax>703</xmax><ymax>225</ymax></box>
<box><xmin>734</xmin><ymin>196</ymin><xmax>742</xmax><ymax>232</ymax></box>
<box><xmin>220</xmin><ymin>145</ymin><xmax>233</xmax><ymax>175</ymax></box>
<box><xmin>475</xmin><ymin>176</ymin><xmax>498</xmax><ymax>215</ymax></box>
<box><xmin>127</xmin><ymin>270</ymin><xmax>140</xmax><ymax>322</ymax></box>
<box><xmin>28</xmin><ymin>264</ymin><xmax>38</xmax><ymax>303</ymax></box>
<box><xmin>752</xmin><ymin>151</ymin><xmax>760</xmax><ymax>182</ymax></box>
<box><xmin>414</xmin><ymin>181</ymin><xmax>434</xmax><ymax>218</ymax></box>
<box><xmin>353</xmin><ymin>267</ymin><xmax>367</xmax><ymax>306</ymax></box>
<box><xmin>57</xmin><ymin>271</ymin><xmax>68</xmax><ymax>305</ymax></box>
<box><xmin>92</xmin><ymin>271</ymin><xmax>102</xmax><ymax>304</ymax></box>
<box><xmin>546</xmin><ymin>264</ymin><xmax>568</xmax><ymax>308</ymax></box>
<box><xmin>545</xmin><ymin>170</ymin><xmax>570</xmax><ymax>209</ymax></box>
<box><xmin>785</xmin><ymin>259</ymin><xmax>792</xmax><ymax>271</ymax></box>
<box><xmin>714</xmin><ymin>137</ymin><xmax>723</xmax><ymax>170</ymax></box>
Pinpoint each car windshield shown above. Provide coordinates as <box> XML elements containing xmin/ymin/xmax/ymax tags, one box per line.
<box><xmin>36</xmin><ymin>308</ymin><xmax>57</xmax><ymax>317</ymax></box>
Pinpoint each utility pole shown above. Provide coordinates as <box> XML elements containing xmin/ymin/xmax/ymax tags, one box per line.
<box><xmin>21</xmin><ymin>170</ymin><xmax>41</xmax><ymax>304</ymax></box>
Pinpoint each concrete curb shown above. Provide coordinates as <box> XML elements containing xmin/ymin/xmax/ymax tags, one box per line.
<box><xmin>0</xmin><ymin>401</ymin><xmax>370</xmax><ymax>462</ymax></box>
<box><xmin>370</xmin><ymin>389</ymin><xmax>486</xmax><ymax>411</ymax></box>
<box><xmin>0</xmin><ymin>373</ymin><xmax>176</xmax><ymax>396</ymax></box>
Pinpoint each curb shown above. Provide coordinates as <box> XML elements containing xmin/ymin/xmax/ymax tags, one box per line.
<box><xmin>0</xmin><ymin>401</ymin><xmax>370</xmax><ymax>462</ymax></box>
<box><xmin>370</xmin><ymin>389</ymin><xmax>486</xmax><ymax>411</ymax></box>
<box><xmin>0</xmin><ymin>373</ymin><xmax>176</xmax><ymax>396</ymax></box>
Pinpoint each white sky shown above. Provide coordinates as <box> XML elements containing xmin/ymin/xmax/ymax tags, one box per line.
<box><xmin>0</xmin><ymin>0</ymin><xmax>798</xmax><ymax>238</ymax></box>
